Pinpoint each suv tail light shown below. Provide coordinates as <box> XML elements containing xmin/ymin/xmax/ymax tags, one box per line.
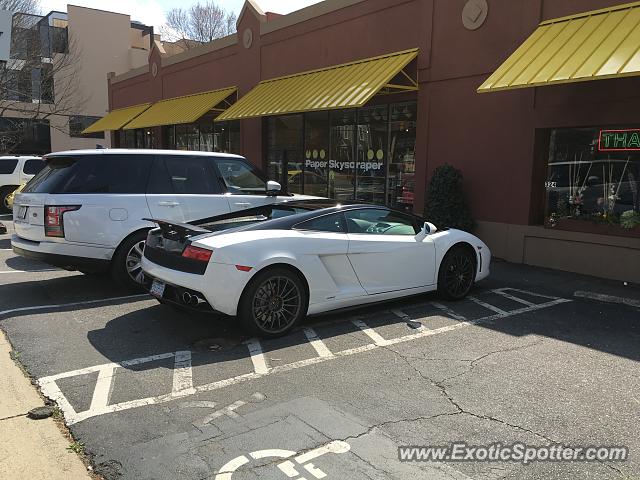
<box><xmin>182</xmin><ymin>245</ymin><xmax>213</xmax><ymax>262</ymax></box>
<box><xmin>45</xmin><ymin>205</ymin><xmax>80</xmax><ymax>238</ymax></box>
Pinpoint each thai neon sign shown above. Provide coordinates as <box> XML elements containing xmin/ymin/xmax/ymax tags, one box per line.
<box><xmin>598</xmin><ymin>129</ymin><xmax>640</xmax><ymax>151</ymax></box>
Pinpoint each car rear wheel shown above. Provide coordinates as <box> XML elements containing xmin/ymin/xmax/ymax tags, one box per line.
<box><xmin>238</xmin><ymin>268</ymin><xmax>308</xmax><ymax>338</ymax></box>
<box><xmin>0</xmin><ymin>187</ymin><xmax>16</xmax><ymax>214</ymax></box>
<box><xmin>111</xmin><ymin>230</ymin><xmax>149</xmax><ymax>291</ymax></box>
<box><xmin>438</xmin><ymin>246</ymin><xmax>476</xmax><ymax>300</ymax></box>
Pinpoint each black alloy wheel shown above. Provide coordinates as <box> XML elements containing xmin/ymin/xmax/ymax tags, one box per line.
<box><xmin>438</xmin><ymin>247</ymin><xmax>476</xmax><ymax>300</ymax></box>
<box><xmin>110</xmin><ymin>230</ymin><xmax>150</xmax><ymax>291</ymax></box>
<box><xmin>239</xmin><ymin>268</ymin><xmax>308</xmax><ymax>338</ymax></box>
<box><xmin>0</xmin><ymin>187</ymin><xmax>15</xmax><ymax>214</ymax></box>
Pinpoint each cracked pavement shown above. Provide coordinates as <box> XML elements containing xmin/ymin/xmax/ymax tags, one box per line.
<box><xmin>0</xmin><ymin>221</ymin><xmax>639</xmax><ymax>480</ymax></box>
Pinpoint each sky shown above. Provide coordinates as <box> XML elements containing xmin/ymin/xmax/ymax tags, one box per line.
<box><xmin>38</xmin><ymin>0</ymin><xmax>323</xmax><ymax>31</ymax></box>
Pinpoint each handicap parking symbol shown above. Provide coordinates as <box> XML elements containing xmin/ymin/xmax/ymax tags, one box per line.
<box><xmin>215</xmin><ymin>440</ymin><xmax>351</xmax><ymax>479</ymax></box>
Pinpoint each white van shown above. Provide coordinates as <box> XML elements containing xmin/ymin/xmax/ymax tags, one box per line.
<box><xmin>12</xmin><ymin>149</ymin><xmax>306</xmax><ymax>289</ymax></box>
<box><xmin>0</xmin><ymin>156</ymin><xmax>44</xmax><ymax>213</ymax></box>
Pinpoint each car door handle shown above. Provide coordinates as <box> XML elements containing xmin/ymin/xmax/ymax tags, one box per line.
<box><xmin>158</xmin><ymin>201</ymin><xmax>180</xmax><ymax>207</ymax></box>
<box><xmin>234</xmin><ymin>202</ymin><xmax>252</xmax><ymax>207</ymax></box>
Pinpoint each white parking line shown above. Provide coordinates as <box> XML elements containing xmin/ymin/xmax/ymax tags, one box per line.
<box><xmin>303</xmin><ymin>327</ymin><xmax>334</xmax><ymax>358</ymax></box>
<box><xmin>89</xmin><ymin>366</ymin><xmax>116</xmax><ymax>411</ymax></box>
<box><xmin>36</xmin><ymin>289</ymin><xmax>572</xmax><ymax>425</ymax></box>
<box><xmin>574</xmin><ymin>290</ymin><xmax>640</xmax><ymax>309</ymax></box>
<box><xmin>0</xmin><ymin>269</ymin><xmax>60</xmax><ymax>274</ymax></box>
<box><xmin>430</xmin><ymin>302</ymin><xmax>467</xmax><ymax>321</ymax></box>
<box><xmin>492</xmin><ymin>289</ymin><xmax>535</xmax><ymax>307</ymax></box>
<box><xmin>468</xmin><ymin>296</ymin><xmax>508</xmax><ymax>316</ymax></box>
<box><xmin>0</xmin><ymin>294</ymin><xmax>149</xmax><ymax>318</ymax></box>
<box><xmin>246</xmin><ymin>340</ymin><xmax>270</xmax><ymax>374</ymax></box>
<box><xmin>172</xmin><ymin>351</ymin><xmax>195</xmax><ymax>394</ymax></box>
<box><xmin>352</xmin><ymin>319</ymin><xmax>391</xmax><ymax>346</ymax></box>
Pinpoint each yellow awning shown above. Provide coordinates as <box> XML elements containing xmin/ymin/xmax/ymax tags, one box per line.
<box><xmin>81</xmin><ymin>104</ymin><xmax>151</xmax><ymax>134</ymax></box>
<box><xmin>123</xmin><ymin>87</ymin><xmax>237</xmax><ymax>130</ymax></box>
<box><xmin>478</xmin><ymin>1</ymin><xmax>640</xmax><ymax>93</ymax></box>
<box><xmin>216</xmin><ymin>49</ymin><xmax>418</xmax><ymax>121</ymax></box>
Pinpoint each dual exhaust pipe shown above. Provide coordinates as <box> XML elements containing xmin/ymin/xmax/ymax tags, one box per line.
<box><xmin>182</xmin><ymin>292</ymin><xmax>206</xmax><ymax>306</ymax></box>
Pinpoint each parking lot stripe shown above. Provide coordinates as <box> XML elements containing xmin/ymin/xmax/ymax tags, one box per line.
<box><xmin>89</xmin><ymin>366</ymin><xmax>115</xmax><ymax>411</ymax></box>
<box><xmin>37</xmin><ymin>294</ymin><xmax>572</xmax><ymax>425</ymax></box>
<box><xmin>0</xmin><ymin>268</ymin><xmax>60</xmax><ymax>274</ymax></box>
<box><xmin>467</xmin><ymin>296</ymin><xmax>509</xmax><ymax>316</ymax></box>
<box><xmin>172</xmin><ymin>351</ymin><xmax>195</xmax><ymax>394</ymax></box>
<box><xmin>246</xmin><ymin>340</ymin><xmax>270</xmax><ymax>374</ymax></box>
<box><xmin>0</xmin><ymin>294</ymin><xmax>149</xmax><ymax>319</ymax></box>
<box><xmin>352</xmin><ymin>319</ymin><xmax>391</xmax><ymax>346</ymax></box>
<box><xmin>40</xmin><ymin>352</ymin><xmax>176</xmax><ymax>383</ymax></box>
<box><xmin>492</xmin><ymin>289</ymin><xmax>535</xmax><ymax>307</ymax></box>
<box><xmin>430</xmin><ymin>302</ymin><xmax>467</xmax><ymax>321</ymax></box>
<box><xmin>303</xmin><ymin>327</ymin><xmax>334</xmax><ymax>358</ymax></box>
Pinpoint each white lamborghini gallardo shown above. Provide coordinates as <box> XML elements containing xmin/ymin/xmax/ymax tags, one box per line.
<box><xmin>141</xmin><ymin>200</ymin><xmax>490</xmax><ymax>337</ymax></box>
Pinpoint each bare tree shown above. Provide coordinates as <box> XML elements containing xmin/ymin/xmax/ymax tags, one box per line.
<box><xmin>161</xmin><ymin>1</ymin><xmax>237</xmax><ymax>48</ymax></box>
<box><xmin>0</xmin><ymin>3</ymin><xmax>86</xmax><ymax>154</ymax></box>
<box><xmin>0</xmin><ymin>0</ymin><xmax>39</xmax><ymax>15</ymax></box>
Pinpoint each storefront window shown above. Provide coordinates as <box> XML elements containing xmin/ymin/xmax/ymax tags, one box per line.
<box><xmin>266</xmin><ymin>115</ymin><xmax>304</xmax><ymax>194</ymax></box>
<box><xmin>388</xmin><ymin>102</ymin><xmax>417</xmax><ymax>210</ymax></box>
<box><xmin>355</xmin><ymin>105</ymin><xmax>387</xmax><ymax>204</ymax></box>
<box><xmin>214</xmin><ymin>121</ymin><xmax>240</xmax><ymax>154</ymax></box>
<box><xmin>165</xmin><ymin>125</ymin><xmax>175</xmax><ymax>150</ymax></box>
<box><xmin>265</xmin><ymin>101</ymin><xmax>417</xmax><ymax>209</ymax></box>
<box><xmin>546</xmin><ymin>127</ymin><xmax>640</xmax><ymax>233</ymax></box>
<box><xmin>200</xmin><ymin>121</ymin><xmax>214</xmax><ymax>151</ymax></box>
<box><xmin>329</xmin><ymin>109</ymin><xmax>357</xmax><ymax>202</ymax></box>
<box><xmin>119</xmin><ymin>129</ymin><xmax>152</xmax><ymax>148</ymax></box>
<box><xmin>164</xmin><ymin>120</ymin><xmax>240</xmax><ymax>153</ymax></box>
<box><xmin>175</xmin><ymin>124</ymin><xmax>188</xmax><ymax>150</ymax></box>
<box><xmin>303</xmin><ymin>111</ymin><xmax>329</xmax><ymax>197</ymax></box>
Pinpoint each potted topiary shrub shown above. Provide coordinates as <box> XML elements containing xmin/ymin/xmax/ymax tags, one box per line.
<box><xmin>424</xmin><ymin>164</ymin><xmax>474</xmax><ymax>232</ymax></box>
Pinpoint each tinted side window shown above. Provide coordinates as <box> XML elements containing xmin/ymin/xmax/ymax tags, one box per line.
<box><xmin>23</xmin><ymin>159</ymin><xmax>44</xmax><ymax>175</ymax></box>
<box><xmin>295</xmin><ymin>213</ymin><xmax>346</xmax><ymax>233</ymax></box>
<box><xmin>215</xmin><ymin>158</ymin><xmax>266</xmax><ymax>193</ymax></box>
<box><xmin>344</xmin><ymin>208</ymin><xmax>419</xmax><ymax>235</ymax></box>
<box><xmin>147</xmin><ymin>157</ymin><xmax>173</xmax><ymax>194</ymax></box>
<box><xmin>0</xmin><ymin>159</ymin><xmax>18</xmax><ymax>174</ymax></box>
<box><xmin>164</xmin><ymin>156</ymin><xmax>221</xmax><ymax>194</ymax></box>
<box><xmin>25</xmin><ymin>155</ymin><xmax>152</xmax><ymax>194</ymax></box>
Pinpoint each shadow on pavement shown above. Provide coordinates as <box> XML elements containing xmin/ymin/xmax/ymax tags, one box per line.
<box><xmin>0</xmin><ymin>274</ymin><xmax>133</xmax><ymax>318</ymax></box>
<box><xmin>85</xmin><ymin>292</ymin><xmax>440</xmax><ymax>371</ymax></box>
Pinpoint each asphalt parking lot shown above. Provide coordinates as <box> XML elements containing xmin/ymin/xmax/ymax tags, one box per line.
<box><xmin>1</xmin><ymin>214</ymin><xmax>639</xmax><ymax>480</ymax></box>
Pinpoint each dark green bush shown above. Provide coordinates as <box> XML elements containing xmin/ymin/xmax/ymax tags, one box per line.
<box><xmin>424</xmin><ymin>164</ymin><xmax>474</xmax><ymax>232</ymax></box>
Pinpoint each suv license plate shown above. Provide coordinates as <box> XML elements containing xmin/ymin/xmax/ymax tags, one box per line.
<box><xmin>150</xmin><ymin>280</ymin><xmax>166</xmax><ymax>298</ymax></box>
<box><xmin>18</xmin><ymin>206</ymin><xmax>27</xmax><ymax>219</ymax></box>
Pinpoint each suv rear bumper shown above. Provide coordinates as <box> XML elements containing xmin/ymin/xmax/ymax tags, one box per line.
<box><xmin>11</xmin><ymin>235</ymin><xmax>112</xmax><ymax>272</ymax></box>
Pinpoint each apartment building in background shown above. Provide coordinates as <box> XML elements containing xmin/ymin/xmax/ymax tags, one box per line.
<box><xmin>0</xmin><ymin>5</ymin><xmax>161</xmax><ymax>154</ymax></box>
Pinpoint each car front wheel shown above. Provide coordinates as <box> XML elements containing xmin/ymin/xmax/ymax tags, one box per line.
<box><xmin>438</xmin><ymin>246</ymin><xmax>476</xmax><ymax>300</ymax></box>
<box><xmin>238</xmin><ymin>267</ymin><xmax>308</xmax><ymax>338</ymax></box>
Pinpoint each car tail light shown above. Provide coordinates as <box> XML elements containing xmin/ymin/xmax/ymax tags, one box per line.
<box><xmin>182</xmin><ymin>245</ymin><xmax>213</xmax><ymax>262</ymax></box>
<box><xmin>44</xmin><ymin>205</ymin><xmax>80</xmax><ymax>238</ymax></box>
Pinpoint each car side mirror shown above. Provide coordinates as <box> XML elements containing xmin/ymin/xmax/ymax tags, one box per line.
<box><xmin>423</xmin><ymin>222</ymin><xmax>437</xmax><ymax>234</ymax></box>
<box><xmin>266</xmin><ymin>180</ymin><xmax>281</xmax><ymax>196</ymax></box>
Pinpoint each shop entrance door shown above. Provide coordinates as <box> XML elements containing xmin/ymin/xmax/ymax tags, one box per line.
<box><xmin>266</xmin><ymin>115</ymin><xmax>304</xmax><ymax>195</ymax></box>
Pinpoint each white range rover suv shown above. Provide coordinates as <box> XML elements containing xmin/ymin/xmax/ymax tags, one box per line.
<box><xmin>12</xmin><ymin>149</ymin><xmax>306</xmax><ymax>289</ymax></box>
<box><xmin>0</xmin><ymin>155</ymin><xmax>44</xmax><ymax>213</ymax></box>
